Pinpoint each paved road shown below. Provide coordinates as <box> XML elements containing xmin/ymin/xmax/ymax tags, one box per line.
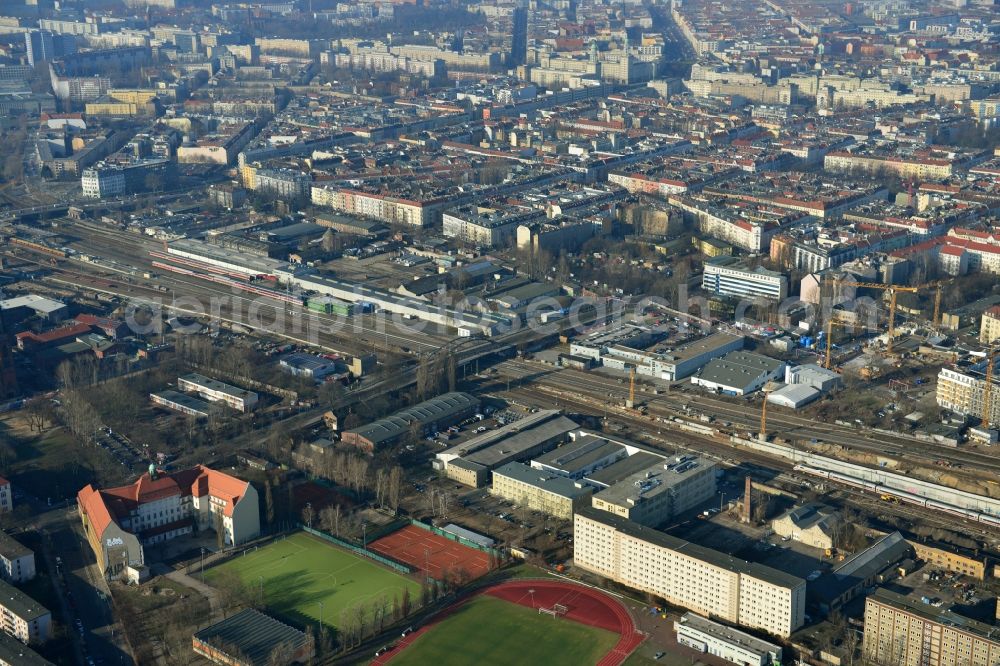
<box><xmin>163</xmin><ymin>568</ymin><xmax>222</xmax><ymax>622</ymax></box>
<box><xmin>43</xmin><ymin>508</ymin><xmax>134</xmax><ymax>665</ymax></box>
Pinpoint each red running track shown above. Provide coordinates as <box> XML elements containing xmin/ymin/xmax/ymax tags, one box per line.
<box><xmin>373</xmin><ymin>579</ymin><xmax>644</xmax><ymax>666</ymax></box>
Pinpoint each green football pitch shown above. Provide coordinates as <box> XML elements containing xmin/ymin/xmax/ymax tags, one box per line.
<box><xmin>390</xmin><ymin>595</ymin><xmax>619</xmax><ymax>666</ymax></box>
<box><xmin>205</xmin><ymin>532</ymin><xmax>422</xmax><ymax>630</ymax></box>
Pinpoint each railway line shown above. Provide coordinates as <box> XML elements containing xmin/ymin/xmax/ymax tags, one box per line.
<box><xmin>10</xmin><ymin>222</ymin><xmax>451</xmax><ymax>355</ymax></box>
<box><xmin>495</xmin><ymin>359</ymin><xmax>1000</xmax><ymax>475</ymax></box>
<box><xmin>494</xmin><ymin>382</ymin><xmax>1000</xmax><ymax>546</ymax></box>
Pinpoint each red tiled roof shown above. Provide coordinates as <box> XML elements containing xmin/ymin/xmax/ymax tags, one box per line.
<box><xmin>77</xmin><ymin>465</ymin><xmax>251</xmax><ymax>538</ymax></box>
<box><xmin>78</xmin><ymin>484</ymin><xmax>116</xmax><ymax>539</ymax></box>
<box><xmin>75</xmin><ymin>314</ymin><xmax>124</xmax><ymax>332</ymax></box>
<box><xmin>16</xmin><ymin>322</ymin><xmax>91</xmax><ymax>345</ymax></box>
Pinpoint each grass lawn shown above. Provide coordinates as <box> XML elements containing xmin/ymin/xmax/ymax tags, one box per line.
<box><xmin>391</xmin><ymin>595</ymin><xmax>619</xmax><ymax>666</ymax></box>
<box><xmin>205</xmin><ymin>532</ymin><xmax>422</xmax><ymax>631</ymax></box>
<box><xmin>0</xmin><ymin>417</ymin><xmax>123</xmax><ymax>502</ymax></box>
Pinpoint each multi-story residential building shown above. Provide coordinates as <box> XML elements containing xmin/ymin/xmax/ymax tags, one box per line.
<box><xmin>80</xmin><ymin>165</ymin><xmax>125</xmax><ymax>199</ymax></box>
<box><xmin>254</xmin><ymin>37</ymin><xmax>323</xmax><ymax>58</ymax></box>
<box><xmin>980</xmin><ymin>307</ymin><xmax>1000</xmax><ymax>345</ymax></box>
<box><xmin>702</xmin><ymin>257</ymin><xmax>788</xmax><ymax>301</ymax></box>
<box><xmin>178</xmin><ymin>122</ymin><xmax>260</xmax><ymax>166</ymax></box>
<box><xmin>825</xmin><ymin>150</ymin><xmax>956</xmax><ymax>180</ymax></box>
<box><xmin>77</xmin><ymin>465</ymin><xmax>260</xmax><ymax>580</ymax></box>
<box><xmin>0</xmin><ymin>478</ymin><xmax>10</xmax><ymax>514</ymax></box>
<box><xmin>251</xmin><ymin>168</ymin><xmax>311</xmax><ymax>200</ymax></box>
<box><xmin>0</xmin><ymin>579</ymin><xmax>50</xmax><ymax>644</ymax></box>
<box><xmin>590</xmin><ymin>456</ymin><xmax>716</xmax><ymax>527</ymax></box>
<box><xmin>0</xmin><ymin>628</ymin><xmax>52</xmax><ymax>665</ymax></box>
<box><xmin>25</xmin><ymin>31</ymin><xmax>75</xmax><ymax>67</ymax></box>
<box><xmin>442</xmin><ymin>205</ymin><xmax>542</xmax><ymax>248</ymax></box>
<box><xmin>177</xmin><ymin>374</ymin><xmax>258</xmax><ymax>412</ymax></box>
<box><xmin>331</xmin><ymin>50</ymin><xmax>441</xmax><ymax>77</ymax></box>
<box><xmin>209</xmin><ymin>182</ymin><xmax>247</xmax><ymax>209</ymax></box>
<box><xmin>389</xmin><ymin>44</ymin><xmax>499</xmax><ymax>71</ymax></box>
<box><xmin>944</xmin><ymin>228</ymin><xmax>1000</xmax><ymax>275</ymax></box>
<box><xmin>516</xmin><ymin>218</ymin><xmax>605</xmax><ymax>253</ymax></box>
<box><xmin>574</xmin><ymin>508</ymin><xmax>805</xmax><ymax>638</ymax></box>
<box><xmin>863</xmin><ymin>588</ymin><xmax>1000</xmax><ymax>666</ymax></box>
<box><xmin>668</xmin><ymin>194</ymin><xmax>806</xmax><ymax>253</ymax></box>
<box><xmin>312</xmin><ymin>185</ymin><xmax>451</xmax><ymax>227</ymax></box>
<box><xmin>0</xmin><ymin>532</ymin><xmax>35</xmax><ymax>584</ymax></box>
<box><xmin>80</xmin><ymin>159</ymin><xmax>173</xmax><ymax>199</ymax></box>
<box><xmin>37</xmin><ymin>18</ymin><xmax>101</xmax><ymax>36</ymax></box>
<box><xmin>48</xmin><ymin>66</ymin><xmax>111</xmax><ymax>104</ymax></box>
<box><xmin>491</xmin><ymin>462</ymin><xmax>593</xmax><ymax>519</ymax></box>
<box><xmin>936</xmin><ymin>365</ymin><xmax>1000</xmax><ymax>425</ymax></box>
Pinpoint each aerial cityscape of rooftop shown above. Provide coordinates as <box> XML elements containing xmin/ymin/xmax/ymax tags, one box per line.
<box><xmin>0</xmin><ymin>0</ymin><xmax>999</xmax><ymax>664</ymax></box>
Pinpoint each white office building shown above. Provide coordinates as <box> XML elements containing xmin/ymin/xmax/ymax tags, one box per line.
<box><xmin>81</xmin><ymin>165</ymin><xmax>125</xmax><ymax>198</ymax></box>
<box><xmin>702</xmin><ymin>256</ymin><xmax>788</xmax><ymax>300</ymax></box>
<box><xmin>177</xmin><ymin>373</ymin><xmax>258</xmax><ymax>412</ymax></box>
<box><xmin>675</xmin><ymin>613</ymin><xmax>782</xmax><ymax>666</ymax></box>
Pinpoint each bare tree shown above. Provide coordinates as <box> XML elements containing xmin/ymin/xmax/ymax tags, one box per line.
<box><xmin>388</xmin><ymin>466</ymin><xmax>402</xmax><ymax>512</ymax></box>
<box><xmin>374</xmin><ymin>468</ymin><xmax>387</xmax><ymax>508</ymax></box>
<box><xmin>23</xmin><ymin>397</ymin><xmax>55</xmax><ymax>433</ymax></box>
<box><xmin>401</xmin><ymin>587</ymin><xmax>412</xmax><ymax>617</ymax></box>
<box><xmin>267</xmin><ymin>641</ymin><xmax>295</xmax><ymax>666</ymax></box>
<box><xmin>352</xmin><ymin>603</ymin><xmax>367</xmax><ymax>643</ymax></box>
<box><xmin>302</xmin><ymin>503</ymin><xmax>314</xmax><ymax>528</ymax></box>
<box><xmin>214</xmin><ymin>510</ymin><xmax>226</xmax><ymax>550</ymax></box>
<box><xmin>265</xmin><ymin>480</ymin><xmax>275</xmax><ymax>527</ymax></box>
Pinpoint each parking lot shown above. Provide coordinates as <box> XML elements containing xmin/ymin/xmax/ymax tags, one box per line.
<box><xmin>95</xmin><ymin>426</ymin><xmax>145</xmax><ymax>477</ymax></box>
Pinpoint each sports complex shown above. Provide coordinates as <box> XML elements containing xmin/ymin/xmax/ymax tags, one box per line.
<box><xmin>204</xmin><ymin>527</ymin><xmax>643</xmax><ymax>664</ymax></box>
<box><xmin>204</xmin><ymin>531</ymin><xmax>424</xmax><ymax>628</ymax></box>
<box><xmin>368</xmin><ymin>524</ymin><xmax>492</xmax><ymax>581</ymax></box>
<box><xmin>374</xmin><ymin>579</ymin><xmax>644</xmax><ymax>666</ymax></box>
<box><xmin>204</xmin><ymin>522</ymin><xmax>497</xmax><ymax>631</ymax></box>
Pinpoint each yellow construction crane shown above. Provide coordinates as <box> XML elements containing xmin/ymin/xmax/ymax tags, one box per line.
<box><xmin>932</xmin><ymin>284</ymin><xmax>943</xmax><ymax>329</ymax></box>
<box><xmin>838</xmin><ymin>281</ymin><xmax>919</xmax><ymax>354</ymax></box>
<box><xmin>824</xmin><ymin>318</ymin><xmax>857</xmax><ymax>370</ymax></box>
<box><xmin>627</xmin><ymin>366</ymin><xmax>636</xmax><ymax>409</ymax></box>
<box><xmin>760</xmin><ymin>393</ymin><xmax>768</xmax><ymax>440</ymax></box>
<box><xmin>985</xmin><ymin>348</ymin><xmax>998</xmax><ymax>430</ymax></box>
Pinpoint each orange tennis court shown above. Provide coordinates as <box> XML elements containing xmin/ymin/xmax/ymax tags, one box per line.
<box><xmin>368</xmin><ymin>525</ymin><xmax>492</xmax><ymax>581</ymax></box>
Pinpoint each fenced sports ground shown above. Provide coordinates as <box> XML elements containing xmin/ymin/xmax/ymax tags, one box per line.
<box><xmin>368</xmin><ymin>524</ymin><xmax>492</xmax><ymax>581</ymax></box>
<box><xmin>204</xmin><ymin>531</ymin><xmax>422</xmax><ymax>630</ymax></box>
<box><xmin>374</xmin><ymin>579</ymin><xmax>645</xmax><ymax>666</ymax></box>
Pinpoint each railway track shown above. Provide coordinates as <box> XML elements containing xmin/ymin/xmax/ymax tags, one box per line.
<box><xmin>496</xmin><ymin>359</ymin><xmax>1000</xmax><ymax>475</ymax></box>
<box><xmin>496</xmin><ymin>383</ymin><xmax>1000</xmax><ymax>547</ymax></box>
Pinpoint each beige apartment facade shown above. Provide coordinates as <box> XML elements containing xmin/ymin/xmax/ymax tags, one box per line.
<box><xmin>980</xmin><ymin>307</ymin><xmax>1000</xmax><ymax>344</ymax></box>
<box><xmin>574</xmin><ymin>508</ymin><xmax>805</xmax><ymax>638</ymax></box>
<box><xmin>491</xmin><ymin>462</ymin><xmax>593</xmax><ymax>519</ymax></box>
<box><xmin>591</xmin><ymin>458</ymin><xmax>716</xmax><ymax>527</ymax></box>
<box><xmin>909</xmin><ymin>541</ymin><xmax>987</xmax><ymax>580</ymax></box>
<box><xmin>936</xmin><ymin>367</ymin><xmax>1000</xmax><ymax>425</ymax></box>
<box><xmin>864</xmin><ymin>588</ymin><xmax>1000</xmax><ymax>666</ymax></box>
